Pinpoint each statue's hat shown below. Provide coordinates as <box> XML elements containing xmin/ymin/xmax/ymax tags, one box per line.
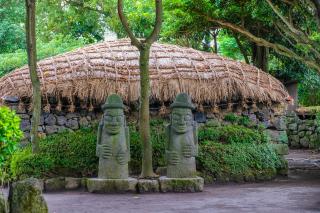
<box><xmin>170</xmin><ymin>93</ymin><xmax>195</xmax><ymax>109</ymax></box>
<box><xmin>102</xmin><ymin>94</ymin><xmax>124</xmax><ymax>110</ymax></box>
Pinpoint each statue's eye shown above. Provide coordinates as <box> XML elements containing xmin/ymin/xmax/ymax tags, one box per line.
<box><xmin>185</xmin><ymin>115</ymin><xmax>192</xmax><ymax>121</ymax></box>
<box><xmin>116</xmin><ymin>116</ymin><xmax>123</xmax><ymax>122</ymax></box>
<box><xmin>105</xmin><ymin>116</ymin><xmax>113</xmax><ymax>122</ymax></box>
<box><xmin>172</xmin><ymin>114</ymin><xmax>180</xmax><ymax>120</ymax></box>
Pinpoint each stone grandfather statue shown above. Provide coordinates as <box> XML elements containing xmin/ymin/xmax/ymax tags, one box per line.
<box><xmin>166</xmin><ymin>93</ymin><xmax>198</xmax><ymax>178</ymax></box>
<box><xmin>96</xmin><ymin>94</ymin><xmax>130</xmax><ymax>179</ymax></box>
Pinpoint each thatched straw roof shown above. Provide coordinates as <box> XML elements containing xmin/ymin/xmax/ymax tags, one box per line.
<box><xmin>0</xmin><ymin>39</ymin><xmax>288</xmax><ymax>109</ymax></box>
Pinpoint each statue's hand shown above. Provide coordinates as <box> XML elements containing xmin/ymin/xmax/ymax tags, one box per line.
<box><xmin>101</xmin><ymin>144</ymin><xmax>112</xmax><ymax>159</ymax></box>
<box><xmin>116</xmin><ymin>151</ymin><xmax>127</xmax><ymax>165</ymax></box>
<box><xmin>168</xmin><ymin>151</ymin><xmax>179</xmax><ymax>165</ymax></box>
<box><xmin>182</xmin><ymin>144</ymin><xmax>193</xmax><ymax>158</ymax></box>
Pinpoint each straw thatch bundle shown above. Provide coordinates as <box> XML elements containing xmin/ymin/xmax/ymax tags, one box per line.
<box><xmin>0</xmin><ymin>39</ymin><xmax>288</xmax><ymax>109</ymax></box>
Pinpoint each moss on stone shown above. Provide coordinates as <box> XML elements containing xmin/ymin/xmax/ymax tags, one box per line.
<box><xmin>159</xmin><ymin>176</ymin><xmax>204</xmax><ymax>192</ymax></box>
<box><xmin>0</xmin><ymin>194</ymin><xmax>8</xmax><ymax>213</ymax></box>
<box><xmin>9</xmin><ymin>178</ymin><xmax>48</xmax><ymax>213</ymax></box>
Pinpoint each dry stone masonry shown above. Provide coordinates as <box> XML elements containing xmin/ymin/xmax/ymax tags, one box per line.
<box><xmin>286</xmin><ymin>112</ymin><xmax>320</xmax><ymax>149</ymax></box>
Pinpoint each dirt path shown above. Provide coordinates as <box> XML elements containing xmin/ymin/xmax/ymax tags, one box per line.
<box><xmin>45</xmin><ymin>172</ymin><xmax>320</xmax><ymax>213</ymax></box>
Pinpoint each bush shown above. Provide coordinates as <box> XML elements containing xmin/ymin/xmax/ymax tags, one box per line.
<box><xmin>0</xmin><ymin>107</ymin><xmax>23</xmax><ymax>168</ymax></box>
<box><xmin>198</xmin><ymin>125</ymin><xmax>269</xmax><ymax>144</ymax></box>
<box><xmin>198</xmin><ymin>141</ymin><xmax>285</xmax><ymax>183</ymax></box>
<box><xmin>10</xmin><ymin>119</ymin><xmax>284</xmax><ymax>183</ymax></box>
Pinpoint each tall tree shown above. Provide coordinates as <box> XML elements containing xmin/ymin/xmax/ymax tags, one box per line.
<box><xmin>25</xmin><ymin>0</ymin><xmax>41</xmax><ymax>153</ymax></box>
<box><xmin>118</xmin><ymin>0</ymin><xmax>162</xmax><ymax>178</ymax></box>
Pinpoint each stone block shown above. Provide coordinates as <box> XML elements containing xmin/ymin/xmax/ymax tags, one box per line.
<box><xmin>300</xmin><ymin>137</ymin><xmax>309</xmax><ymax>148</ymax></box>
<box><xmin>79</xmin><ymin>117</ymin><xmax>89</xmax><ymax>127</ymax></box>
<box><xmin>287</xmin><ymin>123</ymin><xmax>297</xmax><ymax>131</ymax></box>
<box><xmin>159</xmin><ymin>176</ymin><xmax>204</xmax><ymax>193</ymax></box>
<box><xmin>298</xmin><ymin>131</ymin><xmax>305</xmax><ymax>138</ymax></box>
<box><xmin>9</xmin><ymin>178</ymin><xmax>48</xmax><ymax>213</ymax></box>
<box><xmin>66</xmin><ymin>119</ymin><xmax>79</xmax><ymax>130</ymax></box>
<box><xmin>66</xmin><ymin>113</ymin><xmax>80</xmax><ymax>119</ymax></box>
<box><xmin>44</xmin><ymin>125</ymin><xmax>59</xmax><ymax>134</ymax></box>
<box><xmin>20</xmin><ymin>119</ymin><xmax>31</xmax><ymax>131</ymax></box>
<box><xmin>137</xmin><ymin>179</ymin><xmax>159</xmax><ymax>193</ymax></box>
<box><xmin>272</xmin><ymin>116</ymin><xmax>286</xmax><ymax>130</ymax></box>
<box><xmin>44</xmin><ymin>114</ymin><xmax>56</xmax><ymax>126</ymax></box>
<box><xmin>45</xmin><ymin>177</ymin><xmax>65</xmax><ymax>192</ymax></box>
<box><xmin>57</xmin><ymin>116</ymin><xmax>67</xmax><ymax>126</ymax></box>
<box><xmin>65</xmin><ymin>177</ymin><xmax>82</xmax><ymax>190</ymax></box>
<box><xmin>289</xmin><ymin>135</ymin><xmax>299</xmax><ymax>147</ymax></box>
<box><xmin>87</xmin><ymin>178</ymin><xmax>138</xmax><ymax>193</ymax></box>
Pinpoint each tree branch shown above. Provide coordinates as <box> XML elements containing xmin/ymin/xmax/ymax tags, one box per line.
<box><xmin>145</xmin><ymin>0</ymin><xmax>163</xmax><ymax>45</ymax></box>
<box><xmin>117</xmin><ymin>0</ymin><xmax>141</xmax><ymax>48</ymax></box>
<box><xmin>233</xmin><ymin>33</ymin><xmax>250</xmax><ymax>64</ymax></box>
<box><xmin>201</xmin><ymin>15</ymin><xmax>320</xmax><ymax>72</ymax></box>
<box><xmin>266</xmin><ymin>0</ymin><xmax>320</xmax><ymax>51</ymax></box>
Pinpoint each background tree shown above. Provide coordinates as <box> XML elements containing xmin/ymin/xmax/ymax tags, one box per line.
<box><xmin>118</xmin><ymin>0</ymin><xmax>162</xmax><ymax>178</ymax></box>
<box><xmin>25</xmin><ymin>0</ymin><xmax>41</xmax><ymax>153</ymax></box>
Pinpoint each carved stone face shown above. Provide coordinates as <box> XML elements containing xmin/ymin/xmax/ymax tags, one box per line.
<box><xmin>103</xmin><ymin>109</ymin><xmax>124</xmax><ymax>135</ymax></box>
<box><xmin>171</xmin><ymin>108</ymin><xmax>193</xmax><ymax>134</ymax></box>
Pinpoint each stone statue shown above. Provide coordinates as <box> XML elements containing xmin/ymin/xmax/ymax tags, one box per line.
<box><xmin>166</xmin><ymin>93</ymin><xmax>198</xmax><ymax>178</ymax></box>
<box><xmin>96</xmin><ymin>94</ymin><xmax>130</xmax><ymax>179</ymax></box>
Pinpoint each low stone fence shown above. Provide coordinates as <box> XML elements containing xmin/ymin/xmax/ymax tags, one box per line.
<box><xmin>286</xmin><ymin>112</ymin><xmax>320</xmax><ymax>148</ymax></box>
<box><xmin>3</xmin><ymin>100</ymin><xmax>288</xmax><ymax>146</ymax></box>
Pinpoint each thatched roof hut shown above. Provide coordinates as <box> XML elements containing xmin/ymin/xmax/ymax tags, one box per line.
<box><xmin>0</xmin><ymin>39</ymin><xmax>288</xmax><ymax>111</ymax></box>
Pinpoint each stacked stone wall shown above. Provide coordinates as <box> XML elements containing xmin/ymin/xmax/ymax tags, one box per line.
<box><xmin>286</xmin><ymin>112</ymin><xmax>320</xmax><ymax>148</ymax></box>
<box><xmin>3</xmin><ymin>100</ymin><xmax>288</xmax><ymax>145</ymax></box>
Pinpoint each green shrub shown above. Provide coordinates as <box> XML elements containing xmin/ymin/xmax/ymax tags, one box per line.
<box><xmin>0</xmin><ymin>107</ymin><xmax>23</xmax><ymax>168</ymax></box>
<box><xmin>198</xmin><ymin>125</ymin><xmax>269</xmax><ymax>144</ymax></box>
<box><xmin>224</xmin><ymin>113</ymin><xmax>239</xmax><ymax>123</ymax></box>
<box><xmin>10</xmin><ymin>119</ymin><xmax>284</xmax><ymax>183</ymax></box>
<box><xmin>198</xmin><ymin>141</ymin><xmax>285</xmax><ymax>183</ymax></box>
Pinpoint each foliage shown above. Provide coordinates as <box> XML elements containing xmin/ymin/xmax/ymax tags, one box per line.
<box><xmin>9</xmin><ymin>119</ymin><xmax>283</xmax><ymax>183</ymax></box>
<box><xmin>0</xmin><ymin>0</ymin><xmax>25</xmax><ymax>54</ymax></box>
<box><xmin>198</xmin><ymin>141</ymin><xmax>285</xmax><ymax>183</ymax></box>
<box><xmin>198</xmin><ymin>124</ymin><xmax>268</xmax><ymax>145</ymax></box>
<box><xmin>0</xmin><ymin>35</ymin><xmax>86</xmax><ymax>77</ymax></box>
<box><xmin>0</xmin><ymin>107</ymin><xmax>23</xmax><ymax>168</ymax></box>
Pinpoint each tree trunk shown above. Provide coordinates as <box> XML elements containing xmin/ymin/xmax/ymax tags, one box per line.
<box><xmin>26</xmin><ymin>0</ymin><xmax>41</xmax><ymax>153</ymax></box>
<box><xmin>252</xmin><ymin>44</ymin><xmax>269</xmax><ymax>72</ymax></box>
<box><xmin>139</xmin><ymin>46</ymin><xmax>154</xmax><ymax>177</ymax></box>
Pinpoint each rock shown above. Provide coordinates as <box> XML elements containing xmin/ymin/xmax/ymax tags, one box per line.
<box><xmin>194</xmin><ymin>112</ymin><xmax>206</xmax><ymax>123</ymax></box>
<box><xmin>19</xmin><ymin>114</ymin><xmax>30</xmax><ymax>120</ymax></box>
<box><xmin>79</xmin><ymin>117</ymin><xmax>89</xmax><ymax>127</ymax></box>
<box><xmin>298</xmin><ymin>123</ymin><xmax>307</xmax><ymax>131</ymax></box>
<box><xmin>299</xmin><ymin>131</ymin><xmax>305</xmax><ymax>138</ymax></box>
<box><xmin>20</xmin><ymin>120</ymin><xmax>31</xmax><ymax>131</ymax></box>
<box><xmin>45</xmin><ymin>177</ymin><xmax>65</xmax><ymax>192</ymax></box>
<box><xmin>3</xmin><ymin>96</ymin><xmax>19</xmax><ymax>103</ymax></box>
<box><xmin>289</xmin><ymin>135</ymin><xmax>300</xmax><ymax>147</ymax></box>
<box><xmin>0</xmin><ymin>194</ymin><xmax>8</xmax><ymax>213</ymax></box>
<box><xmin>65</xmin><ymin>177</ymin><xmax>82</xmax><ymax>190</ymax></box>
<box><xmin>56</xmin><ymin>116</ymin><xmax>67</xmax><ymax>126</ymax></box>
<box><xmin>300</xmin><ymin>137</ymin><xmax>309</xmax><ymax>148</ymax></box>
<box><xmin>288</xmin><ymin>123</ymin><xmax>297</xmax><ymax>131</ymax></box>
<box><xmin>272</xmin><ymin>116</ymin><xmax>286</xmax><ymax>130</ymax></box>
<box><xmin>137</xmin><ymin>179</ymin><xmax>159</xmax><ymax>193</ymax></box>
<box><xmin>306</xmin><ymin>131</ymin><xmax>313</xmax><ymax>136</ymax></box>
<box><xmin>44</xmin><ymin>114</ymin><xmax>56</xmax><ymax>126</ymax></box>
<box><xmin>44</xmin><ymin>125</ymin><xmax>59</xmax><ymax>134</ymax></box>
<box><xmin>8</xmin><ymin>178</ymin><xmax>48</xmax><ymax>213</ymax></box>
<box><xmin>66</xmin><ymin>113</ymin><xmax>80</xmax><ymax>119</ymax></box>
<box><xmin>39</xmin><ymin>116</ymin><xmax>44</xmax><ymax>125</ymax></box>
<box><xmin>66</xmin><ymin>119</ymin><xmax>79</xmax><ymax>130</ymax></box>
<box><xmin>159</xmin><ymin>176</ymin><xmax>204</xmax><ymax>193</ymax></box>
<box><xmin>87</xmin><ymin>178</ymin><xmax>138</xmax><ymax>193</ymax></box>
